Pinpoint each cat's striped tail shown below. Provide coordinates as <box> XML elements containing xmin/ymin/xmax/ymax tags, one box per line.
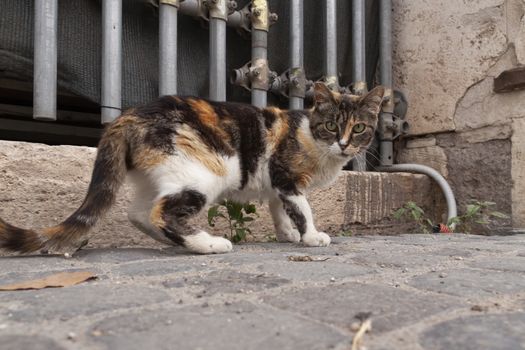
<box><xmin>0</xmin><ymin>118</ymin><xmax>130</xmax><ymax>254</ymax></box>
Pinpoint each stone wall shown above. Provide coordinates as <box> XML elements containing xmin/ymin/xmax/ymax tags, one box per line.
<box><xmin>393</xmin><ymin>0</ymin><xmax>525</xmax><ymax>230</ymax></box>
<box><xmin>0</xmin><ymin>141</ymin><xmax>444</xmax><ymax>250</ymax></box>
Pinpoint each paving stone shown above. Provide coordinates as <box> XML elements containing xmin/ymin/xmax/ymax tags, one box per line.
<box><xmin>254</xmin><ymin>257</ymin><xmax>374</xmax><ymax>282</ymax></box>
<box><xmin>74</xmin><ymin>248</ymin><xmax>176</xmax><ymax>263</ymax></box>
<box><xmin>420</xmin><ymin>313</ymin><xmax>525</xmax><ymax>350</ymax></box>
<box><xmin>162</xmin><ymin>269</ymin><xmax>291</xmax><ymax>296</ymax></box>
<box><xmin>265</xmin><ymin>283</ymin><xmax>460</xmax><ymax>333</ymax></box>
<box><xmin>110</xmin><ymin>259</ymin><xmax>206</xmax><ymax>277</ymax></box>
<box><xmin>0</xmin><ymin>335</ymin><xmax>66</xmax><ymax>350</ymax></box>
<box><xmin>409</xmin><ymin>268</ymin><xmax>525</xmax><ymax>298</ymax></box>
<box><xmin>0</xmin><ymin>284</ymin><xmax>170</xmax><ymax>322</ymax></box>
<box><xmin>467</xmin><ymin>256</ymin><xmax>525</xmax><ymax>273</ymax></box>
<box><xmin>88</xmin><ymin>301</ymin><xmax>348</xmax><ymax>350</ymax></box>
<box><xmin>0</xmin><ymin>255</ymin><xmax>88</xmax><ymax>274</ymax></box>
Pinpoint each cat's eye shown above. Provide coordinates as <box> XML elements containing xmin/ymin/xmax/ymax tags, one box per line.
<box><xmin>325</xmin><ymin>121</ymin><xmax>338</xmax><ymax>132</ymax></box>
<box><xmin>352</xmin><ymin>123</ymin><xmax>366</xmax><ymax>133</ymax></box>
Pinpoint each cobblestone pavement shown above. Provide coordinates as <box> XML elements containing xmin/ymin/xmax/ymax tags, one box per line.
<box><xmin>1</xmin><ymin>234</ymin><xmax>524</xmax><ymax>350</ymax></box>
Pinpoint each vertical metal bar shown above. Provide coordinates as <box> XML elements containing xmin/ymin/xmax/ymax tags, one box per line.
<box><xmin>324</xmin><ymin>0</ymin><xmax>338</xmax><ymax>89</ymax></box>
<box><xmin>101</xmin><ymin>0</ymin><xmax>122</xmax><ymax>124</ymax></box>
<box><xmin>209</xmin><ymin>0</ymin><xmax>227</xmax><ymax>101</ymax></box>
<box><xmin>159</xmin><ymin>0</ymin><xmax>179</xmax><ymax>96</ymax></box>
<box><xmin>352</xmin><ymin>0</ymin><xmax>366</xmax><ymax>91</ymax></box>
<box><xmin>251</xmin><ymin>0</ymin><xmax>269</xmax><ymax>108</ymax></box>
<box><xmin>352</xmin><ymin>0</ymin><xmax>367</xmax><ymax>171</ymax></box>
<box><xmin>289</xmin><ymin>0</ymin><xmax>304</xmax><ymax>110</ymax></box>
<box><xmin>379</xmin><ymin>0</ymin><xmax>394</xmax><ymax>166</ymax></box>
<box><xmin>33</xmin><ymin>0</ymin><xmax>58</xmax><ymax>121</ymax></box>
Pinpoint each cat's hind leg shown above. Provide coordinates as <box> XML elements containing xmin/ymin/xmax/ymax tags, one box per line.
<box><xmin>149</xmin><ymin>189</ymin><xmax>232</xmax><ymax>254</ymax></box>
<box><xmin>127</xmin><ymin>172</ymin><xmax>173</xmax><ymax>245</ymax></box>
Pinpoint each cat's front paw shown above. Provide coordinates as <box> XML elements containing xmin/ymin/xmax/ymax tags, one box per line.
<box><xmin>302</xmin><ymin>231</ymin><xmax>331</xmax><ymax>247</ymax></box>
<box><xmin>276</xmin><ymin>228</ymin><xmax>301</xmax><ymax>243</ymax></box>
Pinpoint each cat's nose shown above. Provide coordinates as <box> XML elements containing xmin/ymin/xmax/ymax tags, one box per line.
<box><xmin>338</xmin><ymin>141</ymin><xmax>348</xmax><ymax>150</ymax></box>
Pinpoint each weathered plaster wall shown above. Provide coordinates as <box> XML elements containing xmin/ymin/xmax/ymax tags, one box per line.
<box><xmin>393</xmin><ymin>0</ymin><xmax>525</xmax><ymax>230</ymax></box>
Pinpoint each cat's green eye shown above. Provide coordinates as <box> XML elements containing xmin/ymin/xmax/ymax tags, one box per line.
<box><xmin>352</xmin><ymin>123</ymin><xmax>366</xmax><ymax>133</ymax></box>
<box><xmin>325</xmin><ymin>121</ymin><xmax>338</xmax><ymax>132</ymax></box>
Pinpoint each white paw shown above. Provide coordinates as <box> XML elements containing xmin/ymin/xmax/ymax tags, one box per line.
<box><xmin>302</xmin><ymin>231</ymin><xmax>331</xmax><ymax>247</ymax></box>
<box><xmin>184</xmin><ymin>231</ymin><xmax>233</xmax><ymax>254</ymax></box>
<box><xmin>276</xmin><ymin>228</ymin><xmax>301</xmax><ymax>243</ymax></box>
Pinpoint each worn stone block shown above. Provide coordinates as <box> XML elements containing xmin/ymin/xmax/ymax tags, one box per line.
<box><xmin>0</xmin><ymin>284</ymin><xmax>169</xmax><ymax>322</ymax></box>
<box><xmin>397</xmin><ymin>145</ymin><xmax>448</xmax><ymax>178</ymax></box>
<box><xmin>420</xmin><ymin>313</ymin><xmax>525</xmax><ymax>350</ymax></box>
<box><xmin>265</xmin><ymin>283</ymin><xmax>460</xmax><ymax>333</ymax></box>
<box><xmin>409</xmin><ymin>268</ymin><xmax>525</xmax><ymax>298</ymax></box>
<box><xmin>88</xmin><ymin>302</ymin><xmax>348</xmax><ymax>350</ymax></box>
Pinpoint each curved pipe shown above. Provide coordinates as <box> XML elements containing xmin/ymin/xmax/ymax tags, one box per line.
<box><xmin>378</xmin><ymin>164</ymin><xmax>458</xmax><ymax>227</ymax></box>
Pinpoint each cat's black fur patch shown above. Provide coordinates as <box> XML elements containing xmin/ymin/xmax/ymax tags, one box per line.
<box><xmin>209</xmin><ymin>101</ymin><xmax>266</xmax><ymax>188</ymax></box>
<box><xmin>279</xmin><ymin>195</ymin><xmax>307</xmax><ymax>235</ymax></box>
<box><xmin>160</xmin><ymin>189</ymin><xmax>207</xmax><ymax>245</ymax></box>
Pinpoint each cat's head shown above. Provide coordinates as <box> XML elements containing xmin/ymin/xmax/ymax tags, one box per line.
<box><xmin>309</xmin><ymin>82</ymin><xmax>385</xmax><ymax>159</ymax></box>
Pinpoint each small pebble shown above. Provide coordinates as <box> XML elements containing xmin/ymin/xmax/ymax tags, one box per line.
<box><xmin>439</xmin><ymin>273</ymin><xmax>447</xmax><ymax>278</ymax></box>
<box><xmin>63</xmin><ymin>253</ymin><xmax>72</xmax><ymax>259</ymax></box>
<box><xmin>67</xmin><ymin>332</ymin><xmax>76</xmax><ymax>341</ymax></box>
<box><xmin>224</xmin><ymin>301</ymin><xmax>232</xmax><ymax>306</ymax></box>
<box><xmin>91</xmin><ymin>330</ymin><xmax>102</xmax><ymax>337</ymax></box>
<box><xmin>454</xmin><ymin>256</ymin><xmax>464</xmax><ymax>261</ymax></box>
<box><xmin>330</xmin><ymin>277</ymin><xmax>336</xmax><ymax>282</ymax></box>
<box><xmin>350</xmin><ymin>322</ymin><xmax>361</xmax><ymax>332</ymax></box>
<box><xmin>201</xmin><ymin>263</ymin><xmax>207</xmax><ymax>266</ymax></box>
<box><xmin>165</xmin><ymin>319</ymin><xmax>173</xmax><ymax>325</ymax></box>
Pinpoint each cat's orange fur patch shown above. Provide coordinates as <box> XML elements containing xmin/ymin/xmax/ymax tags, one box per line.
<box><xmin>292</xmin><ymin>128</ymin><xmax>321</xmax><ymax>188</ymax></box>
<box><xmin>175</xmin><ymin>124</ymin><xmax>228</xmax><ymax>176</ymax></box>
<box><xmin>150</xmin><ymin>199</ymin><xmax>166</xmax><ymax>228</ymax></box>
<box><xmin>43</xmin><ymin>225</ymin><xmax>65</xmax><ymax>240</ymax></box>
<box><xmin>187</xmin><ymin>99</ymin><xmax>233</xmax><ymax>148</ymax></box>
<box><xmin>340</xmin><ymin>119</ymin><xmax>355</xmax><ymax>145</ymax></box>
<box><xmin>265</xmin><ymin>108</ymin><xmax>289</xmax><ymax>152</ymax></box>
<box><xmin>133</xmin><ymin>147</ymin><xmax>168</xmax><ymax>170</ymax></box>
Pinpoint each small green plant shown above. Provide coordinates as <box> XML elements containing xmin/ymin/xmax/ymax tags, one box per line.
<box><xmin>337</xmin><ymin>230</ymin><xmax>353</xmax><ymax>237</ymax></box>
<box><xmin>393</xmin><ymin>201</ymin><xmax>433</xmax><ymax>233</ymax></box>
<box><xmin>207</xmin><ymin>200</ymin><xmax>258</xmax><ymax>243</ymax></box>
<box><xmin>393</xmin><ymin>200</ymin><xmax>509</xmax><ymax>233</ymax></box>
<box><xmin>448</xmin><ymin>200</ymin><xmax>508</xmax><ymax>233</ymax></box>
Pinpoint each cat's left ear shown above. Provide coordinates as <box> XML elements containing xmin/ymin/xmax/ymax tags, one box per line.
<box><xmin>360</xmin><ymin>85</ymin><xmax>385</xmax><ymax>115</ymax></box>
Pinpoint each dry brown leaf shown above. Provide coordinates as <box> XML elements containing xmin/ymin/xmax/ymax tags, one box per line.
<box><xmin>0</xmin><ymin>271</ymin><xmax>97</xmax><ymax>291</ymax></box>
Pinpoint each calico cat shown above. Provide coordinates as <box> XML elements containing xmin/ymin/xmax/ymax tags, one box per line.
<box><xmin>0</xmin><ymin>83</ymin><xmax>384</xmax><ymax>255</ymax></box>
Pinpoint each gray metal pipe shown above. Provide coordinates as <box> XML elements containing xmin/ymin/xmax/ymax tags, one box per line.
<box><xmin>33</xmin><ymin>0</ymin><xmax>58</xmax><ymax>121</ymax></box>
<box><xmin>378</xmin><ymin>164</ymin><xmax>458</xmax><ymax>226</ymax></box>
<box><xmin>250</xmin><ymin>0</ymin><xmax>269</xmax><ymax>108</ymax></box>
<box><xmin>159</xmin><ymin>1</ymin><xmax>179</xmax><ymax>96</ymax></box>
<box><xmin>101</xmin><ymin>0</ymin><xmax>122</xmax><ymax>124</ymax></box>
<box><xmin>378</xmin><ymin>0</ymin><xmax>457</xmax><ymax>228</ymax></box>
<box><xmin>352</xmin><ymin>0</ymin><xmax>366</xmax><ymax>90</ymax></box>
<box><xmin>352</xmin><ymin>0</ymin><xmax>367</xmax><ymax>171</ymax></box>
<box><xmin>324</xmin><ymin>0</ymin><xmax>338</xmax><ymax>89</ymax></box>
<box><xmin>289</xmin><ymin>0</ymin><xmax>304</xmax><ymax>110</ymax></box>
<box><xmin>379</xmin><ymin>0</ymin><xmax>393</xmax><ymax>89</ymax></box>
<box><xmin>209</xmin><ymin>0</ymin><xmax>227</xmax><ymax>101</ymax></box>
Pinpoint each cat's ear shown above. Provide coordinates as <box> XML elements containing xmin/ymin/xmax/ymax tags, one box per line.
<box><xmin>360</xmin><ymin>85</ymin><xmax>385</xmax><ymax>115</ymax></box>
<box><xmin>313</xmin><ymin>82</ymin><xmax>338</xmax><ymax>107</ymax></box>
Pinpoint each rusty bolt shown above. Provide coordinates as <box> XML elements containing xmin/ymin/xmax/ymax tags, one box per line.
<box><xmin>291</xmin><ymin>77</ymin><xmax>300</xmax><ymax>87</ymax></box>
<box><xmin>252</xmin><ymin>7</ymin><xmax>261</xmax><ymax>17</ymax></box>
<box><xmin>269</xmin><ymin>12</ymin><xmax>278</xmax><ymax>22</ymax></box>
